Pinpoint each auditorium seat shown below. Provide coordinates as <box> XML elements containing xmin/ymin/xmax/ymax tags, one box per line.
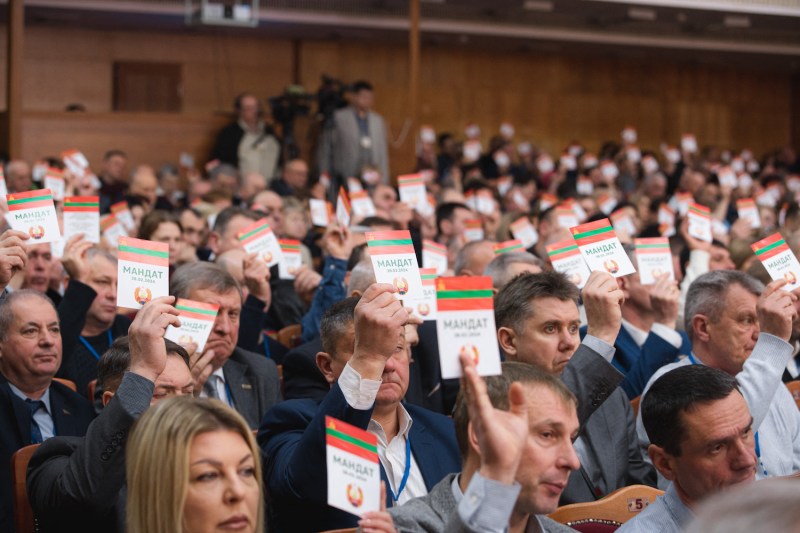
<box><xmin>548</xmin><ymin>484</ymin><xmax>664</xmax><ymax>532</ymax></box>
<box><xmin>12</xmin><ymin>444</ymin><xmax>40</xmax><ymax>533</ymax></box>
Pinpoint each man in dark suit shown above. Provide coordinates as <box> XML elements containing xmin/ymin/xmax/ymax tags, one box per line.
<box><xmin>27</xmin><ymin>299</ymin><xmax>194</xmax><ymax>533</ymax></box>
<box><xmin>495</xmin><ymin>271</ymin><xmax>656</xmax><ymax>505</ymax></box>
<box><xmin>259</xmin><ymin>287</ymin><xmax>461</xmax><ymax>533</ymax></box>
<box><xmin>0</xmin><ymin>290</ymin><xmax>95</xmax><ymax>533</ymax></box>
<box><xmin>171</xmin><ymin>262</ymin><xmax>282</xmax><ymax>428</ymax></box>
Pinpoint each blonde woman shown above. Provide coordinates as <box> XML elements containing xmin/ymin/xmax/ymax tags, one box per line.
<box><xmin>126</xmin><ymin>396</ymin><xmax>263</xmax><ymax>533</ymax></box>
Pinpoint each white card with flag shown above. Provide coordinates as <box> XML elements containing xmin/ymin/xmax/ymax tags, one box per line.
<box><xmin>101</xmin><ymin>215</ymin><xmax>127</xmax><ymax>248</ymax></box>
<box><xmin>398</xmin><ymin>174</ymin><xmax>428</xmax><ymax>214</ymax></box>
<box><xmin>547</xmin><ymin>238</ymin><xmax>591</xmax><ymax>289</ymax></box>
<box><xmin>336</xmin><ymin>187</ymin><xmax>351</xmax><ymax>228</ymax></box>
<box><xmin>349</xmin><ymin>191</ymin><xmax>376</xmax><ymax>218</ymax></box>
<box><xmin>570</xmin><ymin>219</ymin><xmax>636</xmax><ymax>277</ymax></box>
<box><xmin>415</xmin><ymin>268</ymin><xmax>438</xmax><ymax>321</ymax></box>
<box><xmin>510</xmin><ymin>217</ymin><xmax>538</xmax><ymax>249</ymax></box>
<box><xmin>752</xmin><ymin>233</ymin><xmax>800</xmax><ymax>292</ymax></box>
<box><xmin>278</xmin><ymin>239</ymin><xmax>303</xmax><ymax>280</ymax></box>
<box><xmin>422</xmin><ymin>240</ymin><xmax>448</xmax><ymax>275</ymax></box>
<box><xmin>116</xmin><ymin>237</ymin><xmax>169</xmax><ymax>309</ymax></box>
<box><xmin>63</xmin><ymin>196</ymin><xmax>100</xmax><ymax>243</ymax></box>
<box><xmin>309</xmin><ymin>198</ymin><xmax>331</xmax><ymax>227</ymax></box>
<box><xmin>737</xmin><ymin>198</ymin><xmax>761</xmax><ymax>229</ymax></box>
<box><xmin>238</xmin><ymin>218</ymin><xmax>283</xmax><ymax>267</ymax></box>
<box><xmin>687</xmin><ymin>203</ymin><xmax>713</xmax><ymax>242</ymax></box>
<box><xmin>436</xmin><ymin>276</ymin><xmax>501</xmax><ymax>379</ymax></box>
<box><xmin>635</xmin><ymin>238</ymin><xmax>675</xmax><ymax>284</ymax></box>
<box><xmin>0</xmin><ymin>168</ymin><xmax>7</xmax><ymax>197</ymax></box>
<box><xmin>44</xmin><ymin>168</ymin><xmax>65</xmax><ymax>202</ymax></box>
<box><xmin>165</xmin><ymin>299</ymin><xmax>220</xmax><ymax>353</ymax></box>
<box><xmin>111</xmin><ymin>201</ymin><xmax>136</xmax><ymax>233</ymax></box>
<box><xmin>366</xmin><ymin>230</ymin><xmax>423</xmax><ymax>302</ymax></box>
<box><xmin>6</xmin><ymin>189</ymin><xmax>61</xmax><ymax>245</ymax></box>
<box><xmin>326</xmin><ymin>416</ymin><xmax>380</xmax><ymax>516</ymax></box>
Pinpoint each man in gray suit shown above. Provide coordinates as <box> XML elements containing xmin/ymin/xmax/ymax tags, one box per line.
<box><xmin>170</xmin><ymin>262</ymin><xmax>282</xmax><ymax>428</ymax></box>
<box><xmin>321</xmin><ymin>80</ymin><xmax>390</xmax><ymax>183</ymax></box>
<box><xmin>495</xmin><ymin>270</ymin><xmax>656</xmax><ymax>504</ymax></box>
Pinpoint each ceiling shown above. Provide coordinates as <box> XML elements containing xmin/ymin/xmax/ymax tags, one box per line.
<box><xmin>8</xmin><ymin>0</ymin><xmax>800</xmax><ymax>71</ymax></box>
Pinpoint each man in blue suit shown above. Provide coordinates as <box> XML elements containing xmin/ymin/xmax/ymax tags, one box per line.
<box><xmin>0</xmin><ymin>290</ymin><xmax>95</xmax><ymax>532</ymax></box>
<box><xmin>259</xmin><ymin>285</ymin><xmax>461</xmax><ymax>533</ymax></box>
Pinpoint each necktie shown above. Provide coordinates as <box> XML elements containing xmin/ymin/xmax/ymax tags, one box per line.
<box><xmin>25</xmin><ymin>399</ymin><xmax>45</xmax><ymax>444</ymax></box>
<box><xmin>203</xmin><ymin>376</ymin><xmax>220</xmax><ymax>400</ymax></box>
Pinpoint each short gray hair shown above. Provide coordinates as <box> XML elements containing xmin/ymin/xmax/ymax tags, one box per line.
<box><xmin>347</xmin><ymin>259</ymin><xmax>376</xmax><ymax>295</ymax></box>
<box><xmin>0</xmin><ymin>290</ymin><xmax>57</xmax><ymax>341</ymax></box>
<box><xmin>684</xmin><ymin>270</ymin><xmax>763</xmax><ymax>341</ymax></box>
<box><xmin>484</xmin><ymin>251</ymin><xmax>544</xmax><ymax>290</ymax></box>
<box><xmin>170</xmin><ymin>262</ymin><xmax>242</xmax><ymax>302</ymax></box>
<box><xmin>86</xmin><ymin>246</ymin><xmax>118</xmax><ymax>265</ymax></box>
<box><xmin>453</xmin><ymin>240</ymin><xmax>488</xmax><ymax>276</ymax></box>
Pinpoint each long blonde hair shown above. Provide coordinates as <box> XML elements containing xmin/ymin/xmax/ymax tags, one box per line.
<box><xmin>126</xmin><ymin>397</ymin><xmax>264</xmax><ymax>533</ymax></box>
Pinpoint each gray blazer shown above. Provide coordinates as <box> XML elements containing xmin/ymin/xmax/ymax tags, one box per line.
<box><xmin>326</xmin><ymin>105</ymin><xmax>390</xmax><ymax>181</ymax></box>
<box><xmin>223</xmin><ymin>347</ymin><xmax>282</xmax><ymax>429</ymax></box>
<box><xmin>389</xmin><ymin>473</ymin><xmax>575</xmax><ymax>533</ymax></box>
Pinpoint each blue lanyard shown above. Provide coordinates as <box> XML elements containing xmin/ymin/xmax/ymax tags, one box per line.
<box><xmin>386</xmin><ymin>437</ymin><xmax>412</xmax><ymax>503</ymax></box>
<box><xmin>262</xmin><ymin>335</ymin><xmax>272</xmax><ymax>359</ymax></box>
<box><xmin>78</xmin><ymin>330</ymin><xmax>113</xmax><ymax>361</ymax></box>
<box><xmin>685</xmin><ymin>353</ymin><xmax>765</xmax><ymax>475</ymax></box>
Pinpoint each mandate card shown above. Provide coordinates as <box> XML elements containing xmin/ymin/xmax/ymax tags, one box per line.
<box><xmin>165</xmin><ymin>299</ymin><xmax>220</xmax><ymax>352</ymax></box>
<box><xmin>415</xmin><ymin>267</ymin><xmax>438</xmax><ymax>321</ymax></box>
<box><xmin>547</xmin><ymin>238</ymin><xmax>591</xmax><ymax>289</ymax></box>
<box><xmin>752</xmin><ymin>233</ymin><xmax>800</xmax><ymax>291</ymax></box>
<box><xmin>366</xmin><ymin>230</ymin><xmax>423</xmax><ymax>302</ymax></box>
<box><xmin>510</xmin><ymin>217</ymin><xmax>538</xmax><ymax>249</ymax></box>
<box><xmin>336</xmin><ymin>186</ymin><xmax>351</xmax><ymax>228</ymax></box>
<box><xmin>44</xmin><ymin>168</ymin><xmax>65</xmax><ymax>202</ymax></box>
<box><xmin>101</xmin><ymin>214</ymin><xmax>127</xmax><ymax>248</ymax></box>
<box><xmin>687</xmin><ymin>203</ymin><xmax>713</xmax><ymax>242</ymax></box>
<box><xmin>0</xmin><ymin>167</ymin><xmax>7</xmax><ymax>197</ymax></box>
<box><xmin>278</xmin><ymin>239</ymin><xmax>303</xmax><ymax>280</ymax></box>
<box><xmin>635</xmin><ymin>238</ymin><xmax>675</xmax><ymax>284</ymax></box>
<box><xmin>610</xmin><ymin>208</ymin><xmax>637</xmax><ymax>237</ymax></box>
<box><xmin>117</xmin><ymin>236</ymin><xmax>169</xmax><ymax>309</ymax></box>
<box><xmin>63</xmin><ymin>196</ymin><xmax>100</xmax><ymax>244</ymax></box>
<box><xmin>463</xmin><ymin>219</ymin><xmax>484</xmax><ymax>242</ymax></box>
<box><xmin>571</xmin><ymin>219</ymin><xmax>636</xmax><ymax>277</ymax></box>
<box><xmin>6</xmin><ymin>189</ymin><xmax>61</xmax><ymax>244</ymax></box>
<box><xmin>398</xmin><ymin>174</ymin><xmax>428</xmax><ymax>214</ymax></box>
<box><xmin>349</xmin><ymin>191</ymin><xmax>376</xmax><ymax>218</ymax></box>
<box><xmin>111</xmin><ymin>201</ymin><xmax>136</xmax><ymax>233</ymax></box>
<box><xmin>555</xmin><ymin>205</ymin><xmax>579</xmax><ymax>229</ymax></box>
<box><xmin>494</xmin><ymin>239</ymin><xmax>524</xmax><ymax>255</ymax></box>
<box><xmin>422</xmin><ymin>239</ymin><xmax>448</xmax><ymax>275</ymax></box>
<box><xmin>309</xmin><ymin>198</ymin><xmax>331</xmax><ymax>227</ymax></box>
<box><xmin>737</xmin><ymin>198</ymin><xmax>761</xmax><ymax>229</ymax></box>
<box><xmin>326</xmin><ymin>416</ymin><xmax>380</xmax><ymax>516</ymax></box>
<box><xmin>238</xmin><ymin>218</ymin><xmax>283</xmax><ymax>267</ymax></box>
<box><xmin>436</xmin><ymin>276</ymin><xmax>501</xmax><ymax>379</ymax></box>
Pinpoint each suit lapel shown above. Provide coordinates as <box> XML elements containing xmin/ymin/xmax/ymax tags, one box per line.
<box><xmin>223</xmin><ymin>354</ymin><xmax>257</xmax><ymax>426</ymax></box>
<box><xmin>0</xmin><ymin>375</ymin><xmax>32</xmax><ymax>443</ymax></box>
<box><xmin>408</xmin><ymin>416</ymin><xmax>437</xmax><ymax>491</ymax></box>
<box><xmin>49</xmin><ymin>387</ymin><xmax>78</xmax><ymax>436</ymax></box>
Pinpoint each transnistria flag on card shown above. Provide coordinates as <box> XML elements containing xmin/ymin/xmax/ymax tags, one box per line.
<box><xmin>101</xmin><ymin>214</ymin><xmax>127</xmax><ymax>248</ymax></box>
<box><xmin>463</xmin><ymin>219</ymin><xmax>484</xmax><ymax>242</ymax></box>
<box><xmin>736</xmin><ymin>198</ymin><xmax>761</xmax><ymax>229</ymax></box>
<box><xmin>111</xmin><ymin>201</ymin><xmax>135</xmax><ymax>232</ymax></box>
<box><xmin>547</xmin><ymin>238</ymin><xmax>591</xmax><ymax>289</ymax></box>
<box><xmin>165</xmin><ymin>299</ymin><xmax>220</xmax><ymax>353</ymax></box>
<box><xmin>61</xmin><ymin>149</ymin><xmax>90</xmax><ymax>177</ymax></box>
<box><xmin>6</xmin><ymin>189</ymin><xmax>61</xmax><ymax>244</ymax></box>
<box><xmin>309</xmin><ymin>198</ymin><xmax>332</xmax><ymax>227</ymax></box>
<box><xmin>570</xmin><ymin>218</ymin><xmax>636</xmax><ymax>277</ymax></box>
<box><xmin>415</xmin><ymin>267</ymin><xmax>438</xmax><ymax>321</ymax></box>
<box><xmin>610</xmin><ymin>208</ymin><xmax>637</xmax><ymax>237</ymax></box>
<box><xmin>238</xmin><ymin>218</ymin><xmax>283</xmax><ymax>267</ymax></box>
<box><xmin>510</xmin><ymin>217</ymin><xmax>538</xmax><ymax>249</ymax></box>
<box><xmin>687</xmin><ymin>203</ymin><xmax>712</xmax><ymax>242</ymax></box>
<box><xmin>63</xmin><ymin>196</ymin><xmax>100</xmax><ymax>243</ymax></box>
<box><xmin>116</xmin><ymin>236</ymin><xmax>169</xmax><ymax>309</ymax></box>
<box><xmin>422</xmin><ymin>239</ymin><xmax>448</xmax><ymax>275</ymax></box>
<box><xmin>436</xmin><ymin>276</ymin><xmax>501</xmax><ymax>379</ymax></box>
<box><xmin>349</xmin><ymin>190</ymin><xmax>376</xmax><ymax>218</ymax></box>
<box><xmin>398</xmin><ymin>174</ymin><xmax>428</xmax><ymax>213</ymax></box>
<box><xmin>538</xmin><ymin>193</ymin><xmax>557</xmax><ymax>211</ymax></box>
<box><xmin>555</xmin><ymin>205</ymin><xmax>579</xmax><ymax>230</ymax></box>
<box><xmin>336</xmin><ymin>186</ymin><xmax>351</xmax><ymax>228</ymax></box>
<box><xmin>634</xmin><ymin>238</ymin><xmax>675</xmax><ymax>284</ymax></box>
<box><xmin>325</xmin><ymin>416</ymin><xmax>380</xmax><ymax>516</ymax></box>
<box><xmin>44</xmin><ymin>168</ymin><xmax>65</xmax><ymax>202</ymax></box>
<box><xmin>0</xmin><ymin>167</ymin><xmax>7</xmax><ymax>197</ymax></box>
<box><xmin>752</xmin><ymin>233</ymin><xmax>800</xmax><ymax>291</ymax></box>
<box><xmin>366</xmin><ymin>230</ymin><xmax>423</xmax><ymax>302</ymax></box>
<box><xmin>278</xmin><ymin>239</ymin><xmax>303</xmax><ymax>280</ymax></box>
<box><xmin>494</xmin><ymin>239</ymin><xmax>524</xmax><ymax>255</ymax></box>
<box><xmin>597</xmin><ymin>194</ymin><xmax>617</xmax><ymax>216</ymax></box>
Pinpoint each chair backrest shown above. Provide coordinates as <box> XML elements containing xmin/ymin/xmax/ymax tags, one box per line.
<box><xmin>320</xmin><ymin>529</ymin><xmax>357</xmax><ymax>533</ymax></box>
<box><xmin>785</xmin><ymin>381</ymin><xmax>800</xmax><ymax>410</ymax></box>
<box><xmin>548</xmin><ymin>484</ymin><xmax>664</xmax><ymax>532</ymax></box>
<box><xmin>277</xmin><ymin>324</ymin><xmax>302</xmax><ymax>349</ymax></box>
<box><xmin>52</xmin><ymin>377</ymin><xmax>77</xmax><ymax>392</ymax></box>
<box><xmin>87</xmin><ymin>379</ymin><xmax>97</xmax><ymax>403</ymax></box>
<box><xmin>630</xmin><ymin>396</ymin><xmax>641</xmax><ymax>418</ymax></box>
<box><xmin>12</xmin><ymin>444</ymin><xmax>40</xmax><ymax>533</ymax></box>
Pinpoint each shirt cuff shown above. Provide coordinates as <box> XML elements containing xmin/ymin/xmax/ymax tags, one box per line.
<box><xmin>582</xmin><ymin>335</ymin><xmax>616</xmax><ymax>364</ymax></box>
<box><xmin>338</xmin><ymin>362</ymin><xmax>381</xmax><ymax>410</ymax></box>
<box><xmin>651</xmin><ymin>323</ymin><xmax>683</xmax><ymax>349</ymax></box>
<box><xmin>457</xmin><ymin>471</ymin><xmax>521</xmax><ymax>533</ymax></box>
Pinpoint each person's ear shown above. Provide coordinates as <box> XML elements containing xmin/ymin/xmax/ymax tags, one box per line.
<box><xmin>617</xmin><ymin>275</ymin><xmax>631</xmax><ymax>298</ymax></box>
<box><xmin>497</xmin><ymin>327</ymin><xmax>517</xmax><ymax>359</ymax></box>
<box><xmin>102</xmin><ymin>390</ymin><xmax>114</xmax><ymax>408</ymax></box>
<box><xmin>206</xmin><ymin>232</ymin><xmax>220</xmax><ymax>254</ymax></box>
<box><xmin>648</xmin><ymin>444</ymin><xmax>676</xmax><ymax>481</ymax></box>
<box><xmin>692</xmin><ymin>314</ymin><xmax>711</xmax><ymax>343</ymax></box>
<box><xmin>315</xmin><ymin>352</ymin><xmax>337</xmax><ymax>385</ymax></box>
<box><xmin>467</xmin><ymin>420</ymin><xmax>482</xmax><ymax>457</ymax></box>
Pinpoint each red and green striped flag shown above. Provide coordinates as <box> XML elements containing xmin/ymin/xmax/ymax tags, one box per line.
<box><xmin>688</xmin><ymin>203</ymin><xmax>711</xmax><ymax>218</ymax></box>
<box><xmin>752</xmin><ymin>233</ymin><xmax>789</xmax><ymax>261</ymax></box>
<box><xmin>546</xmin><ymin>238</ymin><xmax>581</xmax><ymax>261</ymax></box>
<box><xmin>63</xmin><ymin>196</ymin><xmax>99</xmax><ymax>213</ymax></box>
<box><xmin>325</xmin><ymin>416</ymin><xmax>378</xmax><ymax>463</ymax></box>
<box><xmin>420</xmin><ymin>267</ymin><xmax>437</xmax><ymax>286</ymax></box>
<box><xmin>398</xmin><ymin>174</ymin><xmax>424</xmax><ymax>187</ymax></box>
<box><xmin>494</xmin><ymin>239</ymin><xmax>524</xmax><ymax>255</ymax></box>
<box><xmin>279</xmin><ymin>239</ymin><xmax>302</xmax><ymax>254</ymax></box>
<box><xmin>635</xmin><ymin>237</ymin><xmax>670</xmax><ymax>254</ymax></box>
<box><xmin>118</xmin><ymin>236</ymin><xmax>169</xmax><ymax>267</ymax></box>
<box><xmin>436</xmin><ymin>276</ymin><xmax>494</xmax><ymax>312</ymax></box>
<box><xmin>175</xmin><ymin>299</ymin><xmax>219</xmax><ymax>321</ymax></box>
<box><xmin>423</xmin><ymin>240</ymin><xmax>446</xmax><ymax>255</ymax></box>
<box><xmin>570</xmin><ymin>218</ymin><xmax>616</xmax><ymax>247</ymax></box>
<box><xmin>237</xmin><ymin>218</ymin><xmax>273</xmax><ymax>246</ymax></box>
<box><xmin>365</xmin><ymin>230</ymin><xmax>414</xmax><ymax>256</ymax></box>
<box><xmin>7</xmin><ymin>189</ymin><xmax>54</xmax><ymax>211</ymax></box>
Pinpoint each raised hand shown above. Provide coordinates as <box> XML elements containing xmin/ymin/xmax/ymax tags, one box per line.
<box><xmin>352</xmin><ymin>283</ymin><xmax>410</xmax><ymax>380</ymax></box>
<box><xmin>0</xmin><ymin>229</ymin><xmax>29</xmax><ymax>289</ymax></box>
<box><xmin>358</xmin><ymin>482</ymin><xmax>397</xmax><ymax>533</ymax></box>
<box><xmin>242</xmin><ymin>252</ymin><xmax>271</xmax><ymax>306</ymax></box>
<box><xmin>583</xmin><ymin>271</ymin><xmax>624</xmax><ymax>345</ymax></box>
<box><xmin>757</xmin><ymin>279</ymin><xmax>798</xmax><ymax>342</ymax></box>
<box><xmin>649</xmin><ymin>273</ymin><xmax>680</xmax><ymax>330</ymax></box>
<box><xmin>127</xmin><ymin>296</ymin><xmax>180</xmax><ymax>383</ymax></box>
<box><xmin>60</xmin><ymin>234</ymin><xmax>93</xmax><ymax>282</ymax></box>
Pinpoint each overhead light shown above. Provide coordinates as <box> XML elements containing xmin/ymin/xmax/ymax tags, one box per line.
<box><xmin>724</xmin><ymin>15</ymin><xmax>751</xmax><ymax>28</ymax></box>
<box><xmin>523</xmin><ymin>1</ymin><xmax>554</xmax><ymax>12</ymax></box>
<box><xmin>628</xmin><ymin>7</ymin><xmax>656</xmax><ymax>21</ymax></box>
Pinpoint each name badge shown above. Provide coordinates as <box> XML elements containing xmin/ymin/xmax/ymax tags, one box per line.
<box><xmin>360</xmin><ymin>136</ymin><xmax>372</xmax><ymax>149</ymax></box>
